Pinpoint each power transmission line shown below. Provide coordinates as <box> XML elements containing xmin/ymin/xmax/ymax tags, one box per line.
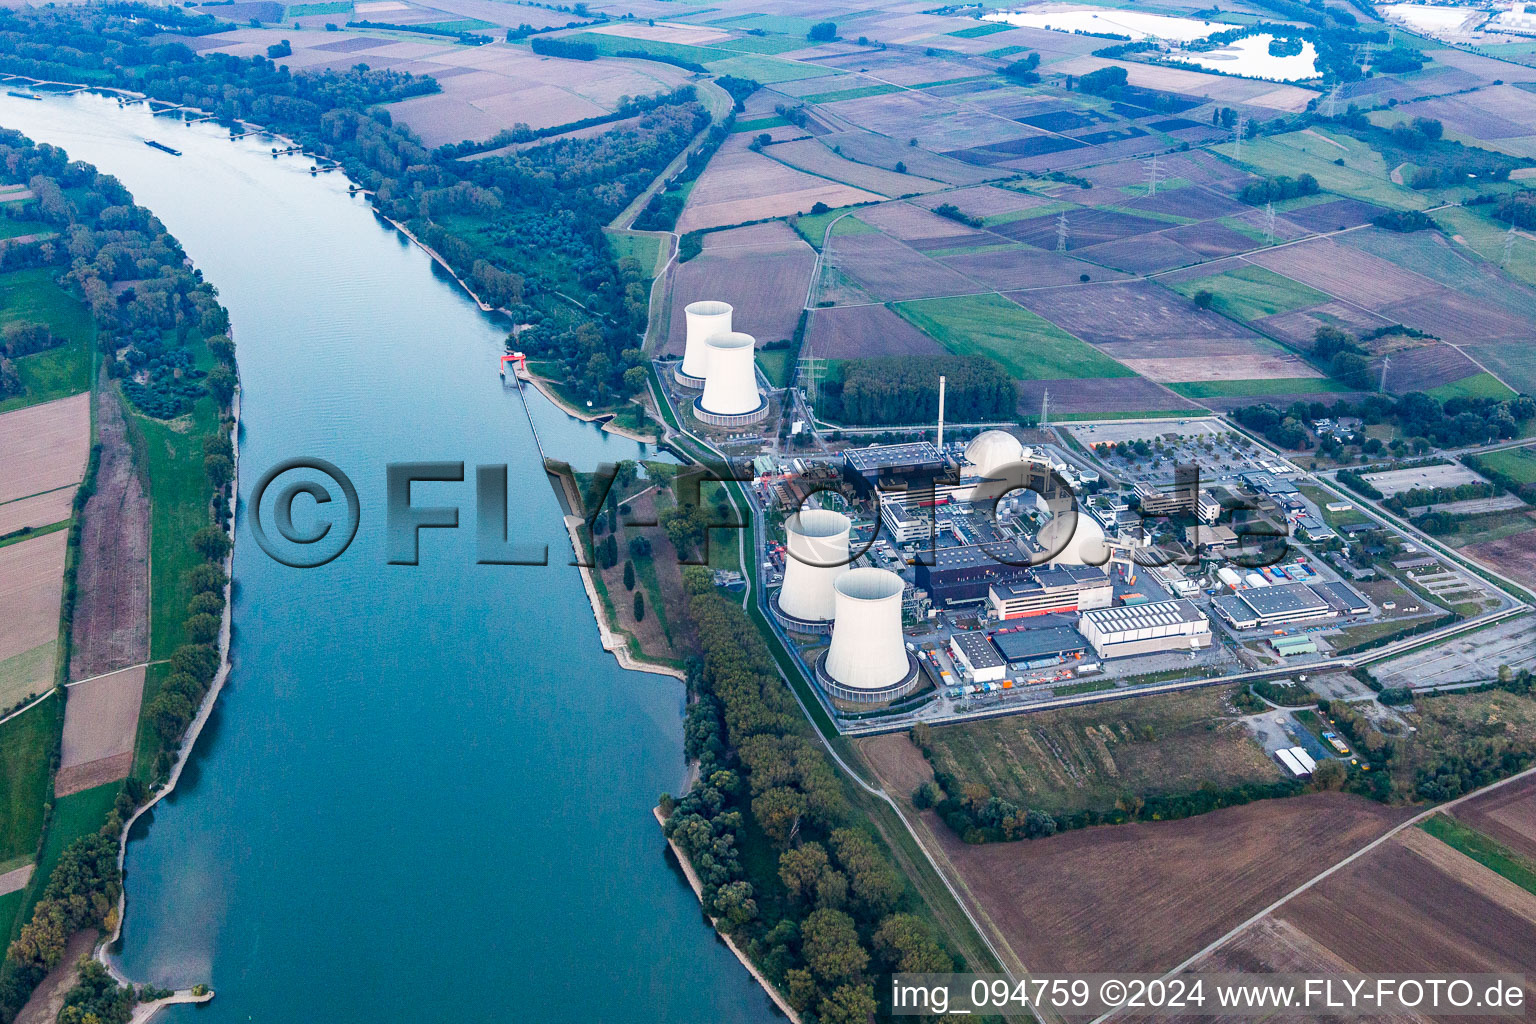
<box><xmin>1264</xmin><ymin>201</ymin><xmax>1276</xmax><ymax>244</ymax></box>
<box><xmin>1056</xmin><ymin>211</ymin><xmax>1070</xmax><ymax>252</ymax></box>
<box><xmin>1146</xmin><ymin>153</ymin><xmax>1160</xmax><ymax>197</ymax></box>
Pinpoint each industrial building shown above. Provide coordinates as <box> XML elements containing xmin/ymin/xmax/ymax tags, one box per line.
<box><xmin>949</xmin><ymin>631</ymin><xmax>1007</xmax><ymax>683</ymax></box>
<box><xmin>693</xmin><ymin>331</ymin><xmax>768</xmax><ymax>426</ymax></box>
<box><xmin>991</xmin><ymin>621</ymin><xmax>1089</xmax><ymax>667</ymax></box>
<box><xmin>1078</xmin><ymin>600</ymin><xmax>1212</xmax><ymax>658</ymax></box>
<box><xmin>1134</xmin><ymin>480</ymin><xmax>1220</xmax><ymax>522</ymax></box>
<box><xmin>676</xmin><ymin>300</ymin><xmax>732</xmax><ymax>388</ymax></box>
<box><xmin>1225</xmin><ymin>582</ymin><xmax>1333</xmax><ymax>626</ymax></box>
<box><xmin>1149</xmin><ymin>562</ymin><xmax>1199</xmax><ymax>598</ymax></box>
<box><xmin>1316</xmin><ymin>581</ymin><xmax>1370</xmax><ymax>615</ymax></box>
<box><xmin>1271</xmin><ymin>634</ymin><xmax>1318</xmax><ymax>656</ymax></box>
<box><xmin>916</xmin><ymin>545</ymin><xmax>1034</xmax><ymax>606</ymax></box>
<box><xmin>771</xmin><ymin>508</ymin><xmax>852</xmax><ymax>634</ymax></box>
<box><xmin>987</xmin><ymin>565</ymin><xmax>1112</xmax><ymax>619</ymax></box>
<box><xmin>817</xmin><ymin>568</ymin><xmax>922</xmax><ymax>706</ymax></box>
<box><xmin>842</xmin><ymin>442</ymin><xmax>945</xmax><ymax>491</ymax></box>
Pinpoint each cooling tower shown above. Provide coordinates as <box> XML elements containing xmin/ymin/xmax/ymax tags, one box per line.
<box><xmin>818</xmin><ymin>568</ymin><xmax>919</xmax><ymax>703</ymax></box>
<box><xmin>676</xmin><ymin>300</ymin><xmax>732</xmax><ymax>388</ymax></box>
<box><xmin>772</xmin><ymin>509</ymin><xmax>852</xmax><ymax>628</ymax></box>
<box><xmin>693</xmin><ymin>331</ymin><xmax>768</xmax><ymax>426</ymax></box>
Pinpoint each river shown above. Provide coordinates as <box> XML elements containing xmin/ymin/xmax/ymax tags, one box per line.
<box><xmin>0</xmin><ymin>92</ymin><xmax>780</xmax><ymax>1024</ymax></box>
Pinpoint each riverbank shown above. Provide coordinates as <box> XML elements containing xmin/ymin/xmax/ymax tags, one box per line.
<box><xmin>564</xmin><ymin>514</ymin><xmax>684</xmax><ymax>682</ymax></box>
<box><xmin>95</xmin><ymin>377</ymin><xmax>239</xmax><ymax>1013</ymax></box>
<box><xmin>652</xmin><ymin>806</ymin><xmax>803</xmax><ymax>1024</ymax></box>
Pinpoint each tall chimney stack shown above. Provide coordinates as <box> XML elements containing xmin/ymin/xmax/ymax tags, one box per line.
<box><xmin>937</xmin><ymin>374</ymin><xmax>946</xmax><ymax>452</ymax></box>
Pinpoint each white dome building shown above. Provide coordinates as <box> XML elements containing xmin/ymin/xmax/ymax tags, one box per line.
<box><xmin>817</xmin><ymin>568</ymin><xmax>921</xmax><ymax>706</ymax></box>
<box><xmin>771</xmin><ymin>509</ymin><xmax>851</xmax><ymax>632</ymax></box>
<box><xmin>676</xmin><ymin>300</ymin><xmax>732</xmax><ymax>387</ymax></box>
<box><xmin>1035</xmin><ymin>509</ymin><xmax>1109</xmax><ymax>567</ymax></box>
<box><xmin>964</xmin><ymin>429</ymin><xmax>1026</xmax><ymax>480</ymax></box>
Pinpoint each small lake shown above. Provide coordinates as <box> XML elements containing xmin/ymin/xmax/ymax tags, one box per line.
<box><xmin>1175</xmin><ymin>35</ymin><xmax>1321</xmax><ymax>82</ymax></box>
<box><xmin>0</xmin><ymin>90</ymin><xmax>779</xmax><ymax>1024</ymax></box>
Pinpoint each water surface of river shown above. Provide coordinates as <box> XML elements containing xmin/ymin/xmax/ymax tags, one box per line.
<box><xmin>0</xmin><ymin>92</ymin><xmax>777</xmax><ymax>1024</ymax></box>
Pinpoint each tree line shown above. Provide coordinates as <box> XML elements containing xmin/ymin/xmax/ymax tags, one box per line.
<box><xmin>820</xmin><ymin>355</ymin><xmax>1015</xmax><ymax>426</ymax></box>
<box><xmin>663</xmin><ymin>567</ymin><xmax>958</xmax><ymax>1023</ymax></box>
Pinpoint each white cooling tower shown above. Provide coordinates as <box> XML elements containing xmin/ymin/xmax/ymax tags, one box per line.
<box><xmin>694</xmin><ymin>331</ymin><xmax>767</xmax><ymax>425</ymax></box>
<box><xmin>824</xmin><ymin>568</ymin><xmax>911</xmax><ymax>693</ymax></box>
<box><xmin>678</xmin><ymin>300</ymin><xmax>732</xmax><ymax>387</ymax></box>
<box><xmin>777</xmin><ymin>509</ymin><xmax>852</xmax><ymax>623</ymax></box>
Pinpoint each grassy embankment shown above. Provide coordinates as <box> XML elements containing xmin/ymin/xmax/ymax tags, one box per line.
<box><xmin>1418</xmin><ymin>813</ymin><xmax>1536</xmax><ymax>895</ymax></box>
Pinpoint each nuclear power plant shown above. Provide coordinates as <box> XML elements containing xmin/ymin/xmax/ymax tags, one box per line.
<box><xmin>815</xmin><ymin>568</ymin><xmax>922</xmax><ymax>706</ymax></box>
<box><xmin>676</xmin><ymin>300</ymin><xmax>731</xmax><ymax>388</ymax></box>
<box><xmin>694</xmin><ymin>330</ymin><xmax>768</xmax><ymax>427</ymax></box>
<box><xmin>770</xmin><ymin>508</ymin><xmax>851</xmax><ymax>634</ymax></box>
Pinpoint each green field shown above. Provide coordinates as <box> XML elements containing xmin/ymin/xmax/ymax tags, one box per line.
<box><xmin>0</xmin><ymin>696</ymin><xmax>58</xmax><ymax>863</ymax></box>
<box><xmin>558</xmin><ymin>32</ymin><xmax>730</xmax><ymax>64</ymax></box>
<box><xmin>1475</xmin><ymin>444</ymin><xmax>1536</xmax><ymax>484</ymax></box>
<box><xmin>0</xmin><ymin>640</ymin><xmax>58</xmax><ymax>709</ymax></box>
<box><xmin>893</xmin><ymin>293</ymin><xmax>1135</xmax><ymax>380</ymax></box>
<box><xmin>14</xmin><ymin>780</ymin><xmax>118</xmax><ymax>934</ymax></box>
<box><xmin>605</xmin><ymin>230</ymin><xmax>666</xmax><ymax>280</ymax></box>
<box><xmin>0</xmin><ymin>266</ymin><xmax>94</xmax><ymax>412</ymax></box>
<box><xmin>948</xmin><ymin>21</ymin><xmax>1013</xmax><ymax>37</ymax></box>
<box><xmin>0</xmin><ymin>217</ymin><xmax>51</xmax><ymax>240</ymax></box>
<box><xmin>1428</xmin><ymin>371</ymin><xmax>1517</xmax><ymax>402</ymax></box>
<box><xmin>799</xmin><ymin>83</ymin><xmax>901</xmax><ymax>104</ymax></box>
<box><xmin>1218</xmin><ymin>130</ymin><xmax>1430</xmax><ymax>211</ymax></box>
<box><xmin>756</xmin><ymin>346</ymin><xmax>793</xmax><ymax>388</ymax></box>
<box><xmin>1419</xmin><ymin>814</ymin><xmax>1536</xmax><ymax>895</ymax></box>
<box><xmin>731</xmin><ymin>115</ymin><xmax>789</xmax><ymax>133</ymax></box>
<box><xmin>1168</xmin><ymin>377</ymin><xmax>1350</xmax><ymax>398</ymax></box>
<box><xmin>918</xmin><ymin>687</ymin><xmax>1280</xmax><ymax>815</ymax></box>
<box><xmin>705</xmin><ymin>54</ymin><xmax>837</xmax><ymax>84</ymax></box>
<box><xmin>1168</xmin><ymin>264</ymin><xmax>1331</xmax><ymax>322</ymax></box>
<box><xmin>286</xmin><ymin>0</ymin><xmax>351</xmax><ymax>13</ymax></box>
<box><xmin>1434</xmin><ymin>206</ymin><xmax>1536</xmax><ymax>289</ymax></box>
<box><xmin>419</xmin><ymin>18</ymin><xmax>494</xmax><ymax>31</ymax></box>
<box><xmin>789</xmin><ymin>204</ymin><xmax>873</xmax><ymax>248</ymax></box>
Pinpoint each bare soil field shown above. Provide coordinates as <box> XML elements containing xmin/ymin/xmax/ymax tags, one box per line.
<box><xmin>856</xmin><ymin>731</ymin><xmax>935</xmax><ymax>799</ymax></box>
<box><xmin>0</xmin><ymin>392</ymin><xmax>89</xmax><ymax>506</ymax></box>
<box><xmin>55</xmin><ymin>664</ymin><xmax>144</xmax><ymax>797</ymax></box>
<box><xmin>1381</xmin><ymin>341</ymin><xmax>1485</xmax><ymax>393</ymax></box>
<box><xmin>856</xmin><ymin>201</ymin><xmax>994</xmax><ymax>243</ymax></box>
<box><xmin>812</xmin><ymin>130</ymin><xmax>1001</xmax><ymax>187</ymax></box>
<box><xmin>0</xmin><ymin>530</ymin><xmax>66</xmax><ymax>665</ymax></box>
<box><xmin>803</xmin><ymin>304</ymin><xmax>945</xmax><ymax>359</ymax></box>
<box><xmin>939</xmin><ymin>247</ymin><xmax>1129</xmax><ymax>290</ymax></box>
<box><xmin>1080</xmin><ymin>232</ymin><xmax>1207</xmax><ymax>274</ymax></box>
<box><xmin>14</xmin><ymin>930</ymin><xmax>96</xmax><ymax>1024</ymax></box>
<box><xmin>1256</xmin><ymin>300</ymin><xmax>1395</xmax><ymax>348</ymax></box>
<box><xmin>587</xmin><ymin>20</ymin><xmax>730</xmax><ymax>45</ymax></box>
<box><xmin>939</xmin><ymin>793</ymin><xmax>1411</xmax><ymax>974</ymax></box>
<box><xmin>1465</xmin><ymin>526</ymin><xmax>1536</xmax><ymax>590</ymax></box>
<box><xmin>1452</xmin><ymin>774</ymin><xmax>1536</xmax><ymax>863</ymax></box>
<box><xmin>1385</xmin><ymin>289</ymin><xmax>1531</xmax><ymax>345</ymax></box>
<box><xmin>766</xmin><ymin>139</ymin><xmax>946</xmax><ymax>197</ymax></box>
<box><xmin>1275</xmin><ymin>827</ymin><xmax>1536</xmax><ymax>996</ymax></box>
<box><xmin>994</xmin><ymin>206</ymin><xmax>1169</xmax><ymax>251</ymax></box>
<box><xmin>1281</xmin><ymin>197</ymin><xmax>1389</xmax><ymax>232</ymax></box>
<box><xmin>819</xmin><ymin>90</ymin><xmax>1024</xmax><ymax>152</ymax></box>
<box><xmin>1082</xmin><ymin>149</ymin><xmax>1252</xmax><ymax>192</ymax></box>
<box><xmin>1009</xmin><ymin>280</ymin><xmax>1258</xmax><ymax>350</ymax></box>
<box><xmin>914</xmin><ymin>185</ymin><xmax>1051</xmax><ymax>219</ymax></box>
<box><xmin>68</xmin><ymin>386</ymin><xmax>149</xmax><ymax>681</ymax></box>
<box><xmin>1120</xmin><ymin>351</ymin><xmax>1321</xmax><ymax>383</ymax></box>
<box><xmin>1246</xmin><ymin>240</ymin><xmax>1430</xmax><ymax>307</ymax></box>
<box><xmin>665</xmin><ymin>246</ymin><xmax>813</xmax><ymax>356</ymax></box>
<box><xmin>0</xmin><ymin>486</ymin><xmax>74</xmax><ymax>536</ymax></box>
<box><xmin>822</xmin><ymin>232</ymin><xmax>984</xmax><ymax>302</ymax></box>
<box><xmin>1017</xmin><ymin>377</ymin><xmax>1196</xmax><ymax>414</ymax></box>
<box><xmin>677</xmin><ymin>145</ymin><xmax>883</xmax><ymax>232</ymax></box>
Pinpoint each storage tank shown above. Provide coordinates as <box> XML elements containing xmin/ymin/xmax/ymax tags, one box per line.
<box><xmin>777</xmin><ymin>508</ymin><xmax>852</xmax><ymax>623</ymax></box>
<box><xmin>694</xmin><ymin>331</ymin><xmax>768</xmax><ymax>426</ymax></box>
<box><xmin>677</xmin><ymin>300</ymin><xmax>732</xmax><ymax>387</ymax></box>
<box><xmin>824</xmin><ymin>568</ymin><xmax>912</xmax><ymax>694</ymax></box>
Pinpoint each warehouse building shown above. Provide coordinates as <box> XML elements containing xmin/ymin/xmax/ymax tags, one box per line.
<box><xmin>1317</xmin><ymin>581</ymin><xmax>1370</xmax><ymax>615</ymax></box>
<box><xmin>1078</xmin><ymin>600</ymin><xmax>1212</xmax><ymax>658</ymax></box>
<box><xmin>987</xmin><ymin>565</ymin><xmax>1112</xmax><ymax>619</ymax></box>
<box><xmin>1271</xmin><ymin>634</ymin><xmax>1318</xmax><ymax>656</ymax></box>
<box><xmin>1233</xmin><ymin>582</ymin><xmax>1333</xmax><ymax>625</ymax></box>
<box><xmin>991</xmin><ymin>620</ymin><xmax>1089</xmax><ymax>667</ymax></box>
<box><xmin>949</xmin><ymin>631</ymin><xmax>1007</xmax><ymax>683</ymax></box>
<box><xmin>1212</xmin><ymin>594</ymin><xmax>1259</xmax><ymax>629</ymax></box>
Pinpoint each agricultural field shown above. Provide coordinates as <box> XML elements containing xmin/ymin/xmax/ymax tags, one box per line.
<box><xmin>1464</xmin><ymin>521</ymin><xmax>1536</xmax><ymax>589</ymax></box>
<box><xmin>0</xmin><ymin>392</ymin><xmax>90</xmax><ymax>508</ymax></box>
<box><xmin>914</xmin><ymin>688</ymin><xmax>1279</xmax><ymax>816</ymax></box>
<box><xmin>1451</xmin><ymin>774</ymin><xmax>1536</xmax><ymax>865</ymax></box>
<box><xmin>0</xmin><ymin>531</ymin><xmax>67</xmax><ymax>708</ymax></box>
<box><xmin>939</xmin><ymin>793</ymin><xmax>1410</xmax><ymax>974</ymax></box>
<box><xmin>677</xmin><ymin>142</ymin><xmax>883</xmax><ymax>232</ymax></box>
<box><xmin>802</xmin><ymin>304</ymin><xmax>943</xmax><ymax>360</ymax></box>
<box><xmin>54</xmin><ymin>665</ymin><xmax>145</xmax><ymax>797</ymax></box>
<box><xmin>0</xmin><ymin>267</ymin><xmax>93</xmax><ymax>413</ymax></box>
<box><xmin>663</xmin><ymin>222</ymin><xmax>815</xmax><ymax>358</ymax></box>
<box><xmin>892</xmin><ymin>293</ymin><xmax>1135</xmax><ymax>383</ymax></box>
<box><xmin>1475</xmin><ymin>444</ymin><xmax>1536</xmax><ymax>485</ymax></box>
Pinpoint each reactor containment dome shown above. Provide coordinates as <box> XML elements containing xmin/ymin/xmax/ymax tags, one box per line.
<box><xmin>770</xmin><ymin>509</ymin><xmax>851</xmax><ymax>633</ymax></box>
<box><xmin>965</xmin><ymin>429</ymin><xmax>1027</xmax><ymax>480</ymax></box>
<box><xmin>816</xmin><ymin>567</ymin><xmax>921</xmax><ymax>706</ymax></box>
<box><xmin>694</xmin><ymin>331</ymin><xmax>768</xmax><ymax>427</ymax></box>
<box><xmin>677</xmin><ymin>300</ymin><xmax>732</xmax><ymax>388</ymax></box>
<box><xmin>1035</xmin><ymin>508</ymin><xmax>1109</xmax><ymax>567</ymax></box>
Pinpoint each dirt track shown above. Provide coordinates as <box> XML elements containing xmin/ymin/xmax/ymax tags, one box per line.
<box><xmin>68</xmin><ymin>383</ymin><xmax>149</xmax><ymax>680</ymax></box>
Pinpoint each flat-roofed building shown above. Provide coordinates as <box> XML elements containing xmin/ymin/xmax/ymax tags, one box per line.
<box><xmin>1079</xmin><ymin>600</ymin><xmax>1212</xmax><ymax>658</ymax></box>
<box><xmin>1234</xmin><ymin>582</ymin><xmax>1333</xmax><ymax>625</ymax></box>
<box><xmin>916</xmin><ymin>545</ymin><xmax>1012</xmax><ymax>606</ymax></box>
<box><xmin>987</xmin><ymin>565</ymin><xmax>1112</xmax><ymax>619</ymax></box>
<box><xmin>949</xmin><ymin>631</ymin><xmax>1007</xmax><ymax>683</ymax></box>
<box><xmin>1317</xmin><ymin>581</ymin><xmax>1369</xmax><ymax>615</ymax></box>
<box><xmin>991</xmin><ymin>622</ymin><xmax>1089</xmax><ymax>666</ymax></box>
<box><xmin>1212</xmin><ymin>594</ymin><xmax>1259</xmax><ymax>629</ymax></box>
